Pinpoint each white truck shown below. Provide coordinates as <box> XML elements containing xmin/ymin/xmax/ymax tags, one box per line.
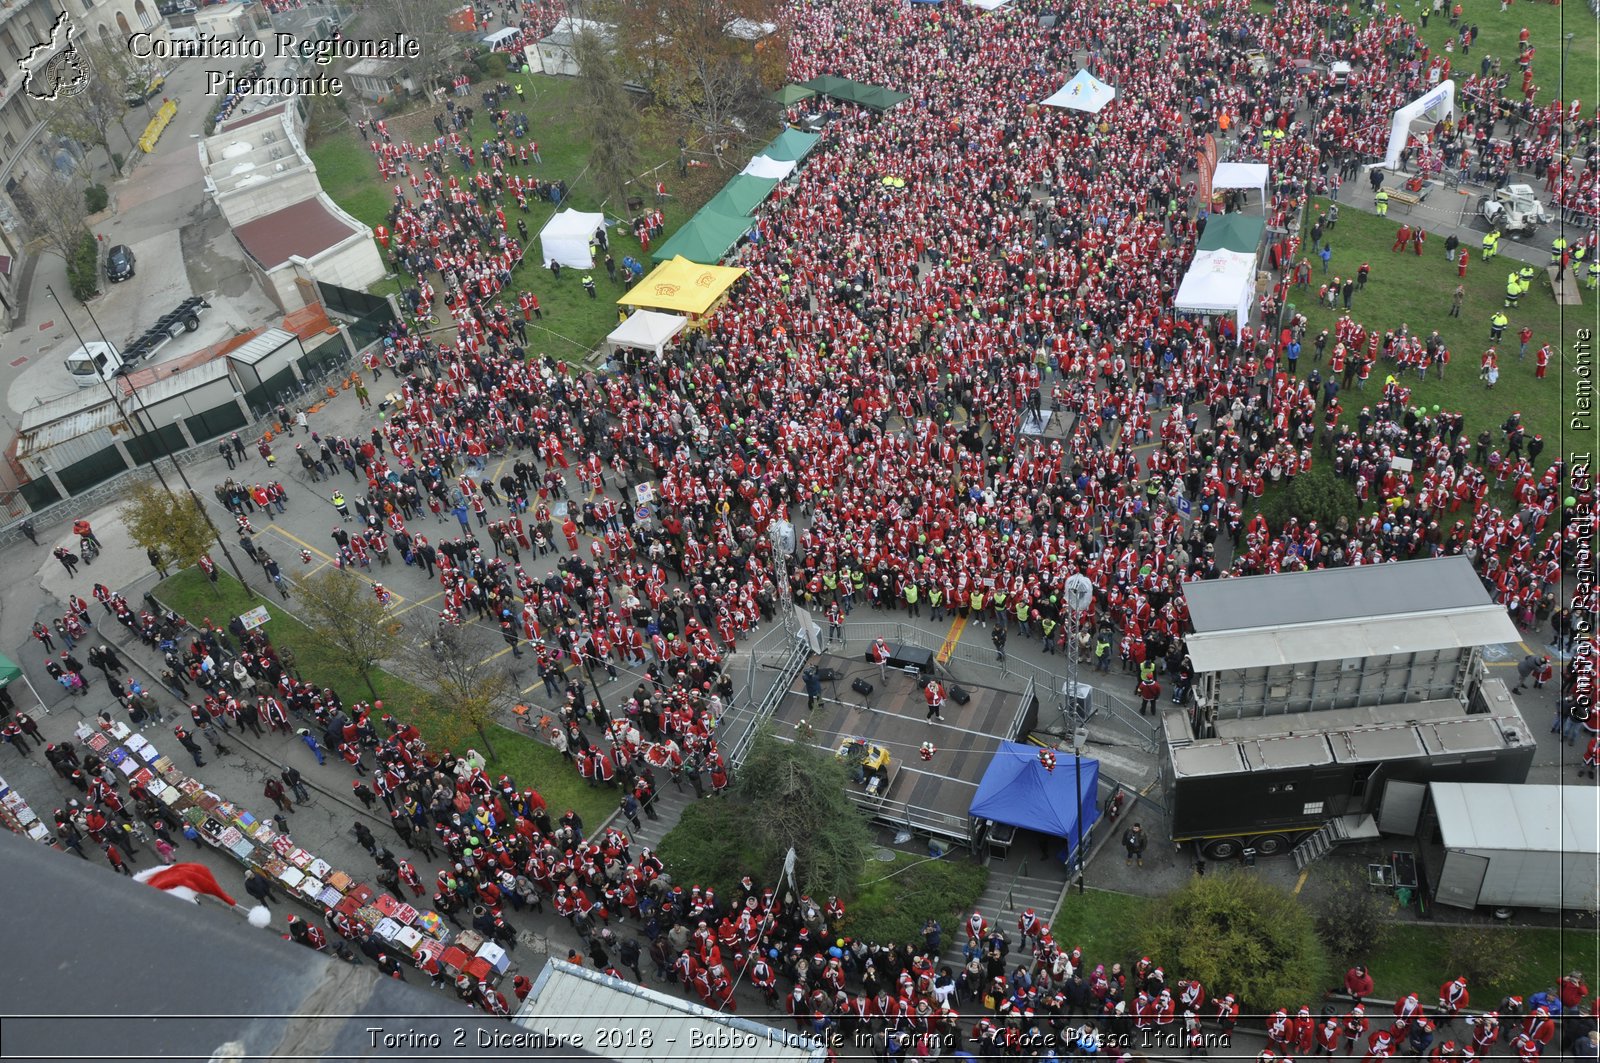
<box><xmin>65</xmin><ymin>295</ymin><xmax>208</xmax><ymax>387</ymax></box>
<box><xmin>1424</xmin><ymin>782</ymin><xmax>1599</xmax><ymax>912</ymax></box>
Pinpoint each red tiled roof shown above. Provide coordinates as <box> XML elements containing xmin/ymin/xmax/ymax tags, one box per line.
<box><xmin>233</xmin><ymin>199</ymin><xmax>362</xmax><ymax>270</ymax></box>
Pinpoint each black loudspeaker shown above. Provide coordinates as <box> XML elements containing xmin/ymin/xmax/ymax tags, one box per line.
<box><xmin>851</xmin><ymin>678</ymin><xmax>874</xmax><ymax>696</ymax></box>
<box><xmin>949</xmin><ymin>683</ymin><xmax>971</xmax><ymax>705</ymax></box>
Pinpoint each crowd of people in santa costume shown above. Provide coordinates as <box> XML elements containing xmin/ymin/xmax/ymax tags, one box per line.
<box><xmin>62</xmin><ymin>0</ymin><xmax>1591</xmax><ymax>1034</ymax></box>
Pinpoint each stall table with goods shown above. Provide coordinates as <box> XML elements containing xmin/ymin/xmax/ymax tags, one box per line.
<box><xmin>75</xmin><ymin>721</ymin><xmax>509</xmax><ymax>988</ymax></box>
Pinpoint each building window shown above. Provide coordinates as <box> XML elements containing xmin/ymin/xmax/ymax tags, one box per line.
<box><xmin>135</xmin><ymin>0</ymin><xmax>150</xmax><ymax>27</ymax></box>
<box><xmin>0</xmin><ymin>29</ymin><xmax>20</xmax><ymax>63</ymax></box>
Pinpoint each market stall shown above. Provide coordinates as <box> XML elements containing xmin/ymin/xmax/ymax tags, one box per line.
<box><xmin>73</xmin><ymin>720</ymin><xmax>509</xmax><ymax>989</ymax></box>
<box><xmin>0</xmin><ymin>773</ymin><xmax>51</xmax><ymax>843</ymax></box>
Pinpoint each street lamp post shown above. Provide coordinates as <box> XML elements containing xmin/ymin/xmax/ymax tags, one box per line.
<box><xmin>1072</xmin><ymin>726</ymin><xmax>1088</xmax><ymax>893</ymax></box>
<box><xmin>66</xmin><ymin>290</ymin><xmax>261</xmax><ymax>598</ymax></box>
<box><xmin>44</xmin><ymin>284</ymin><xmax>180</xmax><ymax>504</ymax></box>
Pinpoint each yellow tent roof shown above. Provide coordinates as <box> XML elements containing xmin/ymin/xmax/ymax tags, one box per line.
<box><xmin>618</xmin><ymin>256</ymin><xmax>746</xmax><ymax>316</ymax></box>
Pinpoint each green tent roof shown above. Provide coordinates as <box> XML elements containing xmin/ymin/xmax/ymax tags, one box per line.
<box><xmin>762</xmin><ymin>128</ymin><xmax>821</xmax><ymax>163</ymax></box>
<box><xmin>1196</xmin><ymin>214</ymin><xmax>1267</xmax><ymax>254</ymax></box>
<box><xmin>853</xmin><ymin>85</ymin><xmax>911</xmax><ymax>111</ymax></box>
<box><xmin>650</xmin><ymin>207</ymin><xmax>753</xmax><ymax>264</ymax></box>
<box><xmin>773</xmin><ymin>84</ymin><xmax>817</xmax><ymax>105</ymax></box>
<box><xmin>800</xmin><ymin>74</ymin><xmax>854</xmax><ymax>97</ymax></box>
<box><xmin>0</xmin><ymin>654</ymin><xmax>20</xmax><ymax>690</ymax></box>
<box><xmin>705</xmin><ymin>175</ymin><xmax>780</xmax><ymax>217</ymax></box>
<box><xmin>800</xmin><ymin>76</ymin><xmax>910</xmax><ymax>111</ymax></box>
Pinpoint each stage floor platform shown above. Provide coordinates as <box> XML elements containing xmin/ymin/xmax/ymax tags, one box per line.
<box><xmin>768</xmin><ymin>652</ymin><xmax>1039</xmax><ymax>843</ymax></box>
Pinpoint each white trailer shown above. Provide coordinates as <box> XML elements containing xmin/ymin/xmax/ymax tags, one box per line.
<box><xmin>1426</xmin><ymin>782</ymin><xmax>1600</xmax><ymax>912</ymax></box>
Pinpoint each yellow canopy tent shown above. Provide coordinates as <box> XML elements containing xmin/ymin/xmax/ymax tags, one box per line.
<box><xmin>617</xmin><ymin>255</ymin><xmax>746</xmax><ymax>326</ymax></box>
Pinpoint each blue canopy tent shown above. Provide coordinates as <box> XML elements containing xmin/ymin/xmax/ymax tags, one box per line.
<box><xmin>969</xmin><ymin>742</ymin><xmax>1100</xmax><ymax>866</ymax></box>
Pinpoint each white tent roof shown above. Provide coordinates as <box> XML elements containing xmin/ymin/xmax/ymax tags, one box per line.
<box><xmin>741</xmin><ymin>155</ymin><xmax>796</xmax><ymax>180</ymax></box>
<box><xmin>1174</xmin><ymin>248</ymin><xmax>1256</xmax><ymax>326</ymax></box>
<box><xmin>606</xmin><ymin>309</ymin><xmax>687</xmax><ymax>356</ymax></box>
<box><xmin>538</xmin><ymin>208</ymin><xmax>605</xmax><ymax>269</ymax></box>
<box><xmin>1041</xmin><ymin>69</ymin><xmax>1116</xmax><ymax>113</ymax></box>
<box><xmin>966</xmin><ymin>0</ymin><xmax>1014</xmax><ymax>9</ymax></box>
<box><xmin>1212</xmin><ymin>162</ymin><xmax>1270</xmax><ymax>197</ymax></box>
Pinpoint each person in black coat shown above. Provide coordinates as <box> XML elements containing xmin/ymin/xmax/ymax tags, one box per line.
<box><xmin>244</xmin><ymin>870</ymin><xmax>278</xmax><ymax>905</ymax></box>
<box><xmin>353</xmin><ymin>820</ymin><xmax>377</xmax><ymax>853</ymax></box>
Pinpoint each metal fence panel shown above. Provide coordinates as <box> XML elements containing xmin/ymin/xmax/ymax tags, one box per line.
<box><xmin>55</xmin><ymin>446</ymin><xmax>132</xmax><ymax>496</ymax></box>
<box><xmin>317</xmin><ymin>281</ymin><xmax>390</xmax><ymax>320</ymax></box>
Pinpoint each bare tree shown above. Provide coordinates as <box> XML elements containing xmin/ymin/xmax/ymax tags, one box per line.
<box><xmin>409</xmin><ymin>619</ymin><xmax>515</xmax><ymax>760</ymax></box>
<box><xmin>604</xmin><ymin>0</ymin><xmax>785</xmax><ymax>133</ymax></box>
<box><xmin>12</xmin><ymin>167</ymin><xmax>90</xmax><ymax>264</ymax></box>
<box><xmin>291</xmin><ymin>568</ymin><xmax>403</xmax><ymax>696</ymax></box>
<box><xmin>362</xmin><ymin>0</ymin><xmax>461</xmax><ymax>99</ymax></box>
<box><xmin>44</xmin><ymin>38</ymin><xmax>137</xmax><ymax>175</ymax></box>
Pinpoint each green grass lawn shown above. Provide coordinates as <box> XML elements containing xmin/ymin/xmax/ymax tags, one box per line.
<box><xmin>1048</xmin><ymin>886</ymin><xmax>1597</xmax><ymax>1005</ymax></box>
<box><xmin>1050</xmin><ymin>888</ymin><xmax>1156</xmax><ymax>973</ymax></box>
<box><xmin>1296</xmin><ymin>196</ymin><xmax>1572</xmax><ymax>447</ymax></box>
<box><xmin>1368</xmin><ymin>923</ymin><xmax>1600</xmax><ymax>1004</ymax></box>
<box><xmin>308</xmin><ymin>132</ymin><xmax>393</xmax><ymax>231</ymax></box>
<box><xmin>1398</xmin><ymin>0</ymin><xmax>1597</xmax><ymax>108</ymax></box>
<box><xmin>309</xmin><ymin>70</ymin><xmax>755</xmax><ymax>363</ymax></box>
<box><xmin>843</xmin><ymin>850</ymin><xmax>990</xmax><ymax>948</ymax></box>
<box><xmin>154</xmin><ymin>568</ymin><xmax>616</xmax><ymax>827</ymax></box>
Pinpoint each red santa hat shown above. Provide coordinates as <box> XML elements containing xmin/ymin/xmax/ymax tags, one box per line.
<box><xmin>133</xmin><ymin>862</ymin><xmax>271</xmax><ymax>928</ymax></box>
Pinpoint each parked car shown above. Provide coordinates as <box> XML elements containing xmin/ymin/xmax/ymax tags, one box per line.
<box><xmin>105</xmin><ymin>244</ymin><xmax>136</xmax><ymax>283</ymax></box>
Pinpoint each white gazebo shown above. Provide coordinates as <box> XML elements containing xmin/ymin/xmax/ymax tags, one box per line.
<box><xmin>1174</xmin><ymin>248</ymin><xmax>1257</xmax><ymax>329</ymax></box>
<box><xmin>1212</xmin><ymin>162</ymin><xmax>1270</xmax><ymax>202</ymax></box>
<box><xmin>606</xmin><ymin>310</ymin><xmax>688</xmax><ymax>357</ymax></box>
<box><xmin>538</xmin><ymin>209</ymin><xmax>606</xmax><ymax>269</ymax></box>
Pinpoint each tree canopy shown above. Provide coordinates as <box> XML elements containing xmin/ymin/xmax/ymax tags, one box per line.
<box><xmin>1143</xmin><ymin>870</ymin><xmax>1329</xmax><ymax>1011</ymax></box>
<box><xmin>120</xmin><ymin>482</ymin><xmax>217</xmax><ymax>575</ymax></box>
<box><xmin>731</xmin><ymin>726</ymin><xmax>873</xmax><ymax>899</ymax></box>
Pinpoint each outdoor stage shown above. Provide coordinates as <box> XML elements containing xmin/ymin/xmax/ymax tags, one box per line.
<box><xmin>767</xmin><ymin>652</ymin><xmax>1039</xmax><ymax>845</ymax></box>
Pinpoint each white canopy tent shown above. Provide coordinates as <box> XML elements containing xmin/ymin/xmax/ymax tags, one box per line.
<box><xmin>741</xmin><ymin>155</ymin><xmax>797</xmax><ymax>180</ymax></box>
<box><xmin>538</xmin><ymin>209</ymin><xmax>606</xmax><ymax>269</ymax></box>
<box><xmin>1384</xmin><ymin>80</ymin><xmax>1454</xmax><ymax>170</ymax></box>
<box><xmin>1174</xmin><ymin>249</ymin><xmax>1257</xmax><ymax>329</ymax></box>
<box><xmin>606</xmin><ymin>310</ymin><xmax>688</xmax><ymax>357</ymax></box>
<box><xmin>1212</xmin><ymin>162</ymin><xmax>1270</xmax><ymax>200</ymax></box>
<box><xmin>1040</xmin><ymin>69</ymin><xmax>1115</xmax><ymax>113</ymax></box>
<box><xmin>966</xmin><ymin>0</ymin><xmax>1014</xmax><ymax>10</ymax></box>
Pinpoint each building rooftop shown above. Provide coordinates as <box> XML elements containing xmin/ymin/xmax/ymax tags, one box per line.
<box><xmin>232</xmin><ymin>197</ymin><xmax>361</xmax><ymax>269</ymax></box>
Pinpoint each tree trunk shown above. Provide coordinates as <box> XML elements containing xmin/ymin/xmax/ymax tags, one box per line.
<box><xmin>475</xmin><ymin>723</ymin><xmax>498</xmax><ymax>761</ymax></box>
<box><xmin>360</xmin><ymin>669</ymin><xmax>378</xmax><ymax>698</ymax></box>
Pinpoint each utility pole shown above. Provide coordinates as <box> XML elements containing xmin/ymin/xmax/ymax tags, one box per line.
<box><xmin>74</xmin><ymin>295</ymin><xmax>261</xmax><ymax>598</ymax></box>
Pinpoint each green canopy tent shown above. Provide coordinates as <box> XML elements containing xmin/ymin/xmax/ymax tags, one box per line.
<box><xmin>705</xmin><ymin>175</ymin><xmax>780</xmax><ymax>217</ymax></box>
<box><xmin>1195</xmin><ymin>214</ymin><xmax>1266</xmax><ymax>254</ymax></box>
<box><xmin>0</xmin><ymin>652</ymin><xmax>47</xmax><ymax>716</ymax></box>
<box><xmin>650</xmin><ymin>207</ymin><xmax>754</xmax><ymax>264</ymax></box>
<box><xmin>761</xmin><ymin>128</ymin><xmax>821</xmax><ymax>163</ymax></box>
<box><xmin>853</xmin><ymin>85</ymin><xmax>911</xmax><ymax>111</ymax></box>
<box><xmin>772</xmin><ymin>84</ymin><xmax>817</xmax><ymax>105</ymax></box>
<box><xmin>799</xmin><ymin>74</ymin><xmax>854</xmax><ymax>98</ymax></box>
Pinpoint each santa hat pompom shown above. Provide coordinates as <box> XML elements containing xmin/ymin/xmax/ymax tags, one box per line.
<box><xmin>247</xmin><ymin>905</ymin><xmax>272</xmax><ymax>929</ymax></box>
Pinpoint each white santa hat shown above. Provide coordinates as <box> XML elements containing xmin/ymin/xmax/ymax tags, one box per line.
<box><xmin>133</xmin><ymin>862</ymin><xmax>272</xmax><ymax>928</ymax></box>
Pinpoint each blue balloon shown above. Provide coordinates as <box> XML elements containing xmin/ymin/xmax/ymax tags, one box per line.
<box><xmin>1382</xmin><ymin>523</ymin><xmax>1392</xmax><ymax>533</ymax></box>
